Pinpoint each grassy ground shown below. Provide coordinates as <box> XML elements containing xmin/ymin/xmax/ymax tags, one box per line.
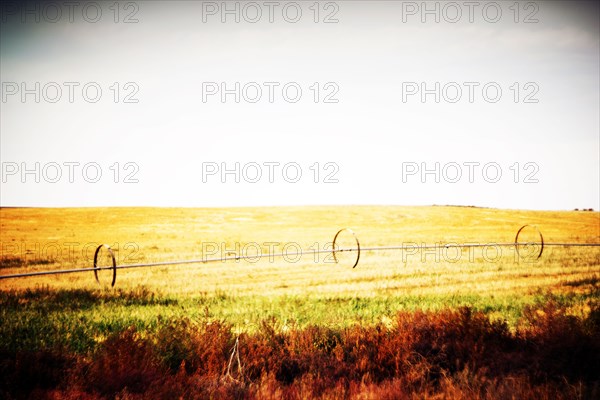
<box><xmin>1</xmin><ymin>206</ymin><xmax>599</xmax><ymax>398</ymax></box>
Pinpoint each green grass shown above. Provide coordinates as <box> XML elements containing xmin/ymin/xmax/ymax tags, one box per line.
<box><xmin>2</xmin><ymin>284</ymin><xmax>598</xmax><ymax>355</ymax></box>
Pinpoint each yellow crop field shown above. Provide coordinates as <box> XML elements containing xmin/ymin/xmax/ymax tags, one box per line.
<box><xmin>1</xmin><ymin>206</ymin><xmax>598</xmax><ymax>313</ymax></box>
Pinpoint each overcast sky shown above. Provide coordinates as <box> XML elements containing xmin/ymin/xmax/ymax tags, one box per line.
<box><xmin>1</xmin><ymin>0</ymin><xmax>598</xmax><ymax>209</ymax></box>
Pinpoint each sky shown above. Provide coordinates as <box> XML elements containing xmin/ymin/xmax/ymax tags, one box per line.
<box><xmin>1</xmin><ymin>0</ymin><xmax>598</xmax><ymax>210</ymax></box>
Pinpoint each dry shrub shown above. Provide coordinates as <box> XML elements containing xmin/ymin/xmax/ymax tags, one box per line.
<box><xmin>519</xmin><ymin>300</ymin><xmax>600</xmax><ymax>383</ymax></box>
<box><xmin>154</xmin><ymin>318</ymin><xmax>233</xmax><ymax>376</ymax></box>
<box><xmin>0</xmin><ymin>349</ymin><xmax>75</xmax><ymax>399</ymax></box>
<box><xmin>76</xmin><ymin>327</ymin><xmax>167</xmax><ymax>397</ymax></box>
<box><xmin>396</xmin><ymin>308</ymin><xmax>518</xmax><ymax>380</ymax></box>
<box><xmin>238</xmin><ymin>319</ymin><xmax>288</xmax><ymax>383</ymax></box>
<box><xmin>4</xmin><ymin>304</ymin><xmax>599</xmax><ymax>399</ymax></box>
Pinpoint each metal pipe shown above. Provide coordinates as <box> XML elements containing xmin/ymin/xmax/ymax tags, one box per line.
<box><xmin>1</xmin><ymin>226</ymin><xmax>598</xmax><ymax>283</ymax></box>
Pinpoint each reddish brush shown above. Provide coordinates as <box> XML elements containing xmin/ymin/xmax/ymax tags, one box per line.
<box><xmin>2</xmin><ymin>305</ymin><xmax>598</xmax><ymax>399</ymax></box>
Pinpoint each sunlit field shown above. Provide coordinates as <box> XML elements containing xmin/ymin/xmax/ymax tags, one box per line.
<box><xmin>1</xmin><ymin>206</ymin><xmax>599</xmax><ymax>398</ymax></box>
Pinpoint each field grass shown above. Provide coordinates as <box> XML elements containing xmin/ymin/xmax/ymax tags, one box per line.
<box><xmin>1</xmin><ymin>206</ymin><xmax>599</xmax><ymax>398</ymax></box>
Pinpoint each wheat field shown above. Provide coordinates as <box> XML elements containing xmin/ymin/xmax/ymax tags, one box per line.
<box><xmin>1</xmin><ymin>206</ymin><xmax>598</xmax><ymax>324</ymax></box>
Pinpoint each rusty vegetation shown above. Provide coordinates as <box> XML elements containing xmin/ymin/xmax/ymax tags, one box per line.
<box><xmin>1</xmin><ymin>300</ymin><xmax>599</xmax><ymax>400</ymax></box>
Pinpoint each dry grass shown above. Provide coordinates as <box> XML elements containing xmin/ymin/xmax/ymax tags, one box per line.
<box><xmin>1</xmin><ymin>206</ymin><xmax>598</xmax><ymax>298</ymax></box>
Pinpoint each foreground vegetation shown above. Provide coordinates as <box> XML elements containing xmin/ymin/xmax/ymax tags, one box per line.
<box><xmin>1</xmin><ymin>295</ymin><xmax>598</xmax><ymax>399</ymax></box>
<box><xmin>1</xmin><ymin>206</ymin><xmax>598</xmax><ymax>398</ymax></box>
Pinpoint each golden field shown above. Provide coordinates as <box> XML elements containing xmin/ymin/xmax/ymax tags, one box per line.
<box><xmin>1</xmin><ymin>205</ymin><xmax>598</xmax><ymax>308</ymax></box>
